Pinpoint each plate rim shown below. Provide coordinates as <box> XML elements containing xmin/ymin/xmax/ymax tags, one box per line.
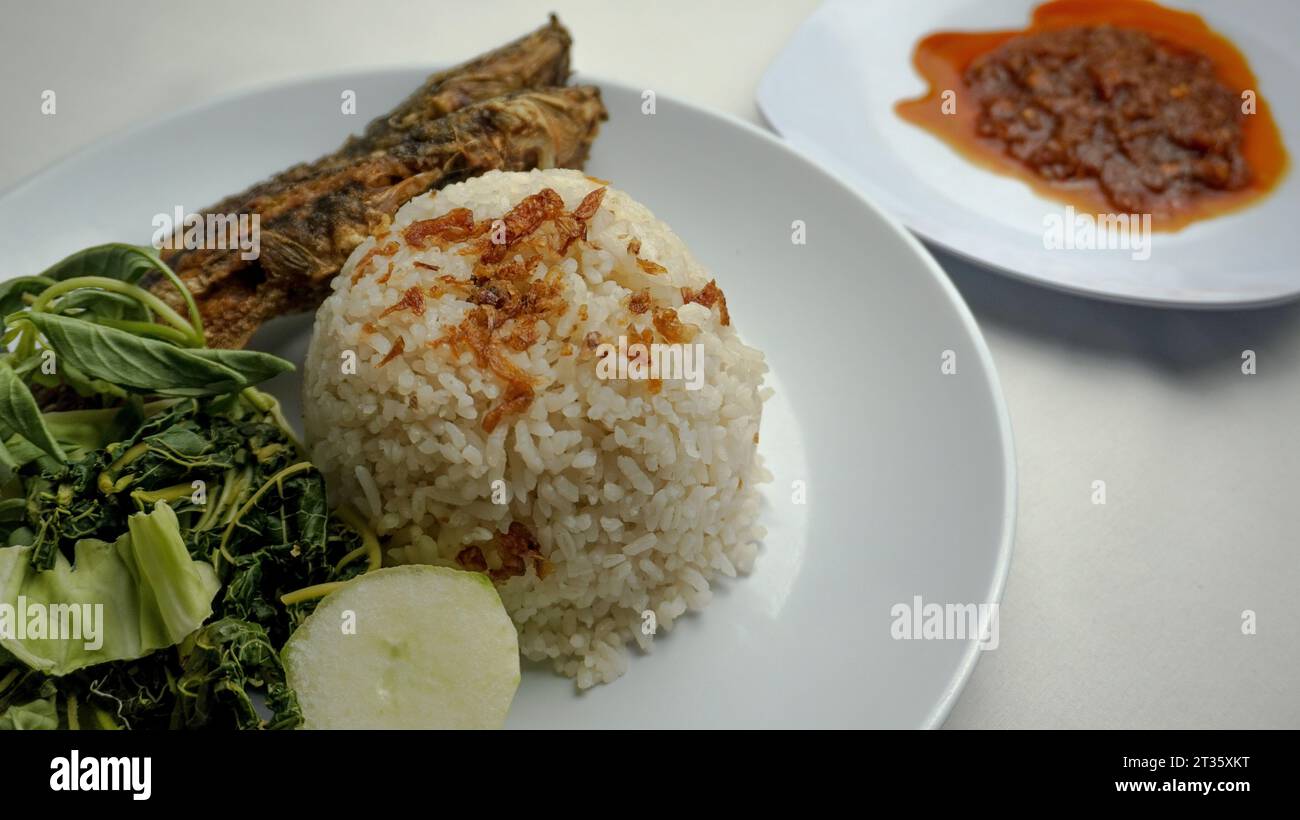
<box><xmin>0</xmin><ymin>67</ymin><xmax>1018</xmax><ymax>729</ymax></box>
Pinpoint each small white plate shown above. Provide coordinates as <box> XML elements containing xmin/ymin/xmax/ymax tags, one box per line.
<box><xmin>0</xmin><ymin>71</ymin><xmax>1015</xmax><ymax>728</ymax></box>
<box><xmin>758</xmin><ymin>0</ymin><xmax>1300</xmax><ymax>308</ymax></box>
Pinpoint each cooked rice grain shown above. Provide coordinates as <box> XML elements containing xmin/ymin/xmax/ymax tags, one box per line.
<box><xmin>304</xmin><ymin>169</ymin><xmax>770</xmax><ymax>687</ymax></box>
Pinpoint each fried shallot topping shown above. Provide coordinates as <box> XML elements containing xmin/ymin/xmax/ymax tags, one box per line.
<box><xmin>456</xmin><ymin>545</ymin><xmax>488</xmax><ymax>572</ymax></box>
<box><xmin>481</xmin><ymin>381</ymin><xmax>536</xmax><ymax>435</ymax></box>
<box><xmin>476</xmin><ymin>188</ymin><xmax>566</xmax><ymax>264</ymax></box>
<box><xmin>636</xmin><ymin>257</ymin><xmax>666</xmax><ymax>275</ymax></box>
<box><xmin>435</xmin><ymin>307</ymin><xmax>535</xmax><ymax>387</ymax></box>
<box><xmin>627</xmin><ymin>326</ymin><xmax>654</xmax><ymax>365</ymax></box>
<box><xmin>454</xmin><ymin>522</ymin><xmax>551</xmax><ymax>581</ymax></box>
<box><xmin>682</xmin><ymin>280</ymin><xmax>730</xmax><ymax>326</ymax></box>
<box><xmin>502</xmin><ymin>320</ymin><xmax>540</xmax><ymax>352</ymax></box>
<box><xmin>572</xmin><ymin>186</ymin><xmax>606</xmax><ymax>221</ymax></box>
<box><xmin>377</xmin><ymin>336</ymin><xmax>405</xmax><ymax>367</ymax></box>
<box><xmin>493</xmin><ymin>521</ymin><xmax>550</xmax><ymax>581</ymax></box>
<box><xmin>544</xmin><ymin>212</ymin><xmax>588</xmax><ymax>258</ymax></box>
<box><xmin>466</xmin><ymin>275</ymin><xmax>566</xmax><ymax>323</ymax></box>
<box><xmin>623</xmin><ymin>326</ymin><xmax>660</xmax><ymax>394</ymax></box>
<box><xmin>469</xmin><ymin>186</ymin><xmax>606</xmax><ymax>269</ymax></box>
<box><xmin>379</xmin><ymin>286</ymin><xmax>426</xmax><ymax>319</ymax></box>
<box><xmin>652</xmin><ymin>306</ymin><xmax>693</xmax><ymax>344</ymax></box>
<box><xmin>484</xmin><ymin>257</ymin><xmax>533</xmax><ymax>281</ymax></box>
<box><xmin>350</xmin><ymin>240</ymin><xmax>400</xmax><ymax>283</ymax></box>
<box><xmin>426</xmin><ymin>186</ymin><xmax>608</xmax><ymax>431</ymax></box>
<box><xmin>628</xmin><ymin>289</ymin><xmax>652</xmax><ymax>314</ymax></box>
<box><xmin>404</xmin><ymin>208</ymin><xmax>476</xmax><ymax>249</ymax></box>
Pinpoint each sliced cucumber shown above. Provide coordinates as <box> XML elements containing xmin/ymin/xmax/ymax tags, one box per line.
<box><xmin>283</xmin><ymin>565</ymin><xmax>520</xmax><ymax>729</ymax></box>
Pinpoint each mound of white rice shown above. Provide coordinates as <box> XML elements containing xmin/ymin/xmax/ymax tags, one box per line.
<box><xmin>304</xmin><ymin>168</ymin><xmax>769</xmax><ymax>688</ymax></box>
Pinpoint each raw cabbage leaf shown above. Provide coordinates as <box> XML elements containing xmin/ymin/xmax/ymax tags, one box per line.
<box><xmin>0</xmin><ymin>501</ymin><xmax>219</xmax><ymax>675</ymax></box>
<box><xmin>0</xmin><ymin>695</ymin><xmax>58</xmax><ymax>730</ymax></box>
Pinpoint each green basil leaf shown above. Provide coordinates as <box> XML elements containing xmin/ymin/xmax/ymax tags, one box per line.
<box><xmin>185</xmin><ymin>348</ymin><xmax>295</xmax><ymax>386</ymax></box>
<box><xmin>25</xmin><ymin>312</ymin><xmax>244</xmax><ymax>396</ymax></box>
<box><xmin>0</xmin><ymin>362</ymin><xmax>65</xmax><ymax>462</ymax></box>
<box><xmin>32</xmin><ymin>243</ymin><xmax>204</xmax><ymax>341</ymax></box>
<box><xmin>38</xmin><ymin>243</ymin><xmax>165</xmax><ymax>284</ymax></box>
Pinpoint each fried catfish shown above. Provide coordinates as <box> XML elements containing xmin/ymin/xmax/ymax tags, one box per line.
<box><xmin>154</xmin><ymin>16</ymin><xmax>606</xmax><ymax>348</ymax></box>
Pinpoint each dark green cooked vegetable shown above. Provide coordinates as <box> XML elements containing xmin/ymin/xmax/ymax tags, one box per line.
<box><xmin>0</xmin><ymin>244</ymin><xmax>379</xmax><ymax>731</ymax></box>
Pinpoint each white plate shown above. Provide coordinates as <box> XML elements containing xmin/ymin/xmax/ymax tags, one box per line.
<box><xmin>757</xmin><ymin>0</ymin><xmax>1300</xmax><ymax>308</ymax></box>
<box><xmin>0</xmin><ymin>71</ymin><xmax>1015</xmax><ymax>728</ymax></box>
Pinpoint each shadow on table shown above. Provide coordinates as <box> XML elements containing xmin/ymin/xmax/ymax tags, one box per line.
<box><xmin>929</xmin><ymin>243</ymin><xmax>1300</xmax><ymax>376</ymax></box>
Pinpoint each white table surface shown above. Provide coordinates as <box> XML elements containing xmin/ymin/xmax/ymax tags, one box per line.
<box><xmin>2</xmin><ymin>0</ymin><xmax>1296</xmax><ymax>728</ymax></box>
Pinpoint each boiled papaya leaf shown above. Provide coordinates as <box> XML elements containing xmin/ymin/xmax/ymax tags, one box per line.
<box><xmin>25</xmin><ymin>452</ymin><xmax>115</xmax><ymax>570</ymax></box>
<box><xmin>174</xmin><ymin>618</ymin><xmax>302</xmax><ymax>730</ymax></box>
<box><xmin>211</xmin><ymin>468</ymin><xmax>362</xmax><ymax>646</ymax></box>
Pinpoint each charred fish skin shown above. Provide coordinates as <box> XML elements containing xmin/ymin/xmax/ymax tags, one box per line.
<box><xmin>343</xmin><ymin>13</ymin><xmax>573</xmax><ymax>155</ymax></box>
<box><xmin>160</xmin><ymin>85</ymin><xmax>607</xmax><ymax>350</ymax></box>
<box><xmin>154</xmin><ymin>17</ymin><xmax>608</xmax><ymax>350</ymax></box>
<box><xmin>195</xmin><ymin>16</ymin><xmax>574</xmax><ymax>219</ymax></box>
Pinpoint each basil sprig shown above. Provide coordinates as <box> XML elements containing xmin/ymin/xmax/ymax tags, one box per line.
<box><xmin>23</xmin><ymin>313</ymin><xmax>291</xmax><ymax>397</ymax></box>
<box><xmin>0</xmin><ymin>243</ymin><xmax>292</xmax><ymax>460</ymax></box>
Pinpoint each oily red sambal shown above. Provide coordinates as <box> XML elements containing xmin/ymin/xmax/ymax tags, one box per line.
<box><xmin>895</xmin><ymin>0</ymin><xmax>1287</xmax><ymax>230</ymax></box>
